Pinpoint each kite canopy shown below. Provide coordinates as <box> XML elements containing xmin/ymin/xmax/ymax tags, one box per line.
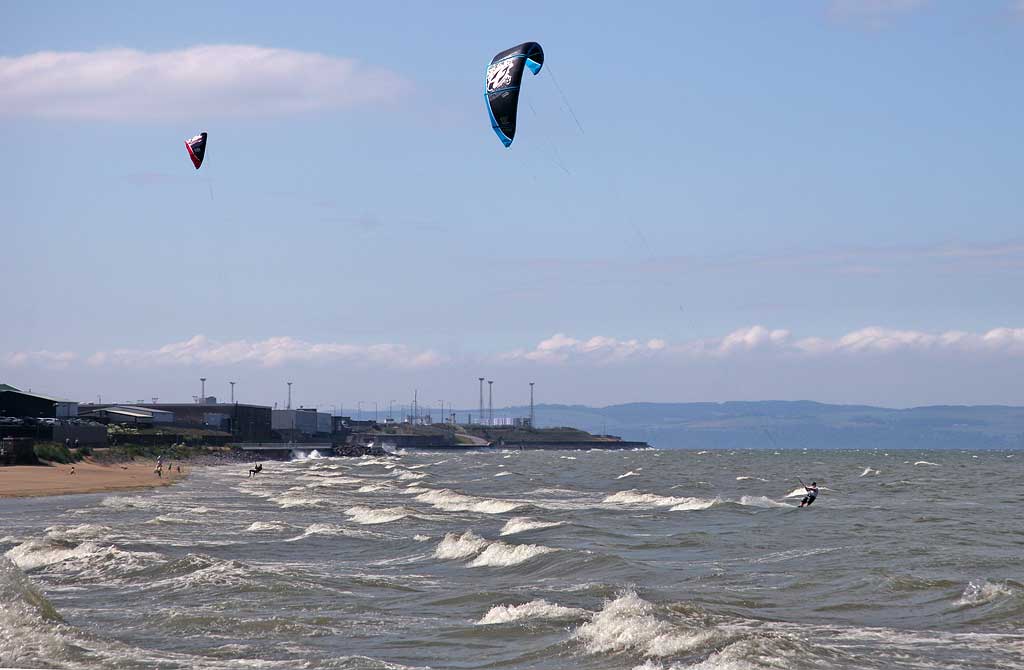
<box><xmin>485</xmin><ymin>42</ymin><xmax>544</xmax><ymax>147</ymax></box>
<box><xmin>185</xmin><ymin>132</ymin><xmax>208</xmax><ymax>169</ymax></box>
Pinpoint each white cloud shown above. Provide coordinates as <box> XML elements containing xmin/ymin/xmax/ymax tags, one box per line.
<box><xmin>3</xmin><ymin>350</ymin><xmax>77</xmax><ymax>369</ymax></box>
<box><xmin>501</xmin><ymin>334</ymin><xmax>667</xmax><ymax>364</ymax></box>
<box><xmin>0</xmin><ymin>45</ymin><xmax>409</xmax><ymax>121</ymax></box>
<box><xmin>6</xmin><ymin>326</ymin><xmax>1024</xmax><ymax>374</ymax></box>
<box><xmin>83</xmin><ymin>335</ymin><xmax>441</xmax><ymax>369</ymax></box>
<box><xmin>504</xmin><ymin>325</ymin><xmax>1024</xmax><ymax>364</ymax></box>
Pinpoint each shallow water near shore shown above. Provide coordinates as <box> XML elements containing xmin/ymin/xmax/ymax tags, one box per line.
<box><xmin>2</xmin><ymin>448</ymin><xmax>1023</xmax><ymax>669</ymax></box>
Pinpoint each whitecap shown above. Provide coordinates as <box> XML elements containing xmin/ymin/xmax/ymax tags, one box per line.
<box><xmin>604</xmin><ymin>490</ymin><xmax>693</xmax><ymax>508</ymax></box>
<box><xmin>477</xmin><ymin>599</ymin><xmax>585</xmax><ymax>625</ymax></box>
<box><xmin>245</xmin><ymin>521</ymin><xmax>288</xmax><ymax>533</ymax></box>
<box><xmin>500</xmin><ymin>517</ymin><xmax>564</xmax><ymax>536</ymax></box>
<box><xmin>669</xmin><ymin>497</ymin><xmax>718</xmax><ymax>511</ymax></box>
<box><xmin>574</xmin><ymin>591</ymin><xmax>718</xmax><ymax>657</ymax></box>
<box><xmin>957</xmin><ymin>580</ymin><xmax>1013</xmax><ymax>607</ymax></box>
<box><xmin>617</xmin><ymin>470</ymin><xmax>640</xmax><ymax>479</ymax></box>
<box><xmin>434</xmin><ymin>531</ymin><xmax>489</xmax><ymax>560</ymax></box>
<box><xmin>494</xmin><ymin>472</ymin><xmax>511</xmax><ymax>478</ymax></box>
<box><xmin>859</xmin><ymin>467</ymin><xmax>880</xmax><ymax>477</ymax></box>
<box><xmin>468</xmin><ymin>541</ymin><xmax>559</xmax><ymax>568</ymax></box>
<box><xmin>914</xmin><ymin>461</ymin><xmax>940</xmax><ymax>466</ymax></box>
<box><xmin>416</xmin><ymin>488</ymin><xmax>521</xmax><ymax>514</ymax></box>
<box><xmin>737</xmin><ymin>496</ymin><xmax>791</xmax><ymax>509</ymax></box>
<box><xmin>344</xmin><ymin>506</ymin><xmax>411</xmax><ymax>525</ymax></box>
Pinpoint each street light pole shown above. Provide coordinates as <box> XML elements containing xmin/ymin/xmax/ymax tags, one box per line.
<box><xmin>200</xmin><ymin>378</ymin><xmax>206</xmax><ymax>404</ymax></box>
<box><xmin>287</xmin><ymin>382</ymin><xmax>292</xmax><ymax>410</ymax></box>
<box><xmin>529</xmin><ymin>381</ymin><xmax>535</xmax><ymax>428</ymax></box>
<box><xmin>230</xmin><ymin>381</ymin><xmax>235</xmax><ymax>403</ymax></box>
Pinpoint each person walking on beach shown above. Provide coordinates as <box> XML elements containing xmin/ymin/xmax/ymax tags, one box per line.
<box><xmin>799</xmin><ymin>481</ymin><xmax>819</xmax><ymax>507</ymax></box>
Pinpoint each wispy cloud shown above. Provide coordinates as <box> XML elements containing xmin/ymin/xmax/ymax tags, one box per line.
<box><xmin>0</xmin><ymin>45</ymin><xmax>409</xmax><ymax>121</ymax></box>
<box><xmin>502</xmin><ymin>325</ymin><xmax>1024</xmax><ymax>364</ymax></box>
<box><xmin>3</xmin><ymin>350</ymin><xmax>77</xmax><ymax>369</ymax></box>
<box><xmin>5</xmin><ymin>326</ymin><xmax>1023</xmax><ymax>373</ymax></box>
<box><xmin>828</xmin><ymin>0</ymin><xmax>929</xmax><ymax>27</ymax></box>
<box><xmin>83</xmin><ymin>335</ymin><xmax>442</xmax><ymax>369</ymax></box>
<box><xmin>500</xmin><ymin>334</ymin><xmax>668</xmax><ymax>364</ymax></box>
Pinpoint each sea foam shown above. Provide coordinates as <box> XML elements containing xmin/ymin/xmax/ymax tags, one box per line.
<box><xmin>957</xmin><ymin>580</ymin><xmax>1014</xmax><ymax>607</ymax></box>
<box><xmin>344</xmin><ymin>506</ymin><xmax>411</xmax><ymax>525</ymax></box>
<box><xmin>467</xmin><ymin>541</ymin><xmax>559</xmax><ymax>568</ymax></box>
<box><xmin>416</xmin><ymin>488</ymin><xmax>521</xmax><ymax>514</ymax></box>
<box><xmin>477</xmin><ymin>599</ymin><xmax>585</xmax><ymax>625</ymax></box>
<box><xmin>574</xmin><ymin>591</ymin><xmax>717</xmax><ymax>657</ymax></box>
<box><xmin>434</xmin><ymin>531</ymin><xmax>489</xmax><ymax>560</ymax></box>
<box><xmin>500</xmin><ymin>517</ymin><xmax>564</xmax><ymax>536</ymax></box>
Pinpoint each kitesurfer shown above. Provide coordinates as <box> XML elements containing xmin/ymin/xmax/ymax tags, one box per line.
<box><xmin>799</xmin><ymin>482</ymin><xmax>819</xmax><ymax>507</ymax></box>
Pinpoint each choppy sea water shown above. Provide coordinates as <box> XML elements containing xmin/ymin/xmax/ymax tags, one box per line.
<box><xmin>2</xmin><ymin>448</ymin><xmax>1023</xmax><ymax>669</ymax></box>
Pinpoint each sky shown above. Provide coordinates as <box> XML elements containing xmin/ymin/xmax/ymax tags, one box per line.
<box><xmin>2</xmin><ymin>0</ymin><xmax>1023</xmax><ymax>411</ymax></box>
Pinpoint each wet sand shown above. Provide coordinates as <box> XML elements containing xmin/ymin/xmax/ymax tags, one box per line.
<box><xmin>0</xmin><ymin>459</ymin><xmax>188</xmax><ymax>498</ymax></box>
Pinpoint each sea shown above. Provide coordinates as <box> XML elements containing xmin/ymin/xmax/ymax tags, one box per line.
<box><xmin>2</xmin><ymin>448</ymin><xmax>1023</xmax><ymax>669</ymax></box>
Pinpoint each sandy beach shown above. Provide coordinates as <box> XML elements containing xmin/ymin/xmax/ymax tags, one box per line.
<box><xmin>0</xmin><ymin>459</ymin><xmax>188</xmax><ymax>498</ymax></box>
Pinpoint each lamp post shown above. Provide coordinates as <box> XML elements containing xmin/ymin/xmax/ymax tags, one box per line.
<box><xmin>488</xmin><ymin>380</ymin><xmax>493</xmax><ymax>426</ymax></box>
<box><xmin>388</xmin><ymin>399</ymin><xmax>396</xmax><ymax>422</ymax></box>
<box><xmin>529</xmin><ymin>381</ymin><xmax>535</xmax><ymax>428</ymax></box>
<box><xmin>229</xmin><ymin>381</ymin><xmax>235</xmax><ymax>403</ymax></box>
<box><xmin>478</xmin><ymin>378</ymin><xmax>484</xmax><ymax>425</ymax></box>
<box><xmin>287</xmin><ymin>382</ymin><xmax>292</xmax><ymax>410</ymax></box>
<box><xmin>200</xmin><ymin>378</ymin><xmax>206</xmax><ymax>403</ymax></box>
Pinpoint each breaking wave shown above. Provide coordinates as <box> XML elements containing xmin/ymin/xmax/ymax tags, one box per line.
<box><xmin>476</xmin><ymin>598</ymin><xmax>585</xmax><ymax>625</ymax></box>
<box><xmin>604</xmin><ymin>490</ymin><xmax>693</xmax><ymax>508</ymax></box>
<box><xmin>416</xmin><ymin>488</ymin><xmax>521</xmax><ymax>514</ymax></box>
<box><xmin>499</xmin><ymin>517</ymin><xmax>564</xmax><ymax>536</ymax></box>
<box><xmin>467</xmin><ymin>541</ymin><xmax>559</xmax><ymax>568</ymax></box>
<box><xmin>957</xmin><ymin>580</ymin><xmax>1014</xmax><ymax>607</ymax></box>
<box><xmin>669</xmin><ymin>497</ymin><xmax>719</xmax><ymax>511</ymax></box>
<box><xmin>434</xmin><ymin>531</ymin><xmax>489</xmax><ymax>560</ymax></box>
<box><xmin>245</xmin><ymin>521</ymin><xmax>288</xmax><ymax>533</ymax></box>
<box><xmin>574</xmin><ymin>591</ymin><xmax>720</xmax><ymax>657</ymax></box>
<box><xmin>344</xmin><ymin>506</ymin><xmax>412</xmax><ymax>525</ymax></box>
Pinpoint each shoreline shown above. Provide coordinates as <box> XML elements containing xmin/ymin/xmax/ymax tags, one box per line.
<box><xmin>0</xmin><ymin>459</ymin><xmax>190</xmax><ymax>499</ymax></box>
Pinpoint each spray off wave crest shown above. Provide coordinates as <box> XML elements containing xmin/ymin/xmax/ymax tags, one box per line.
<box><xmin>416</xmin><ymin>488</ymin><xmax>522</xmax><ymax>514</ymax></box>
<box><xmin>477</xmin><ymin>599</ymin><xmax>586</xmax><ymax>625</ymax></box>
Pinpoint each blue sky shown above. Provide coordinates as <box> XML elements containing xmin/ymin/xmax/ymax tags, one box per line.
<box><xmin>2</xmin><ymin>0</ymin><xmax>1023</xmax><ymax>410</ymax></box>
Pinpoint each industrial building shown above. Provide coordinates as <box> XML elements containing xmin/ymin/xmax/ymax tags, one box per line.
<box><xmin>78</xmin><ymin>401</ymin><xmax>272</xmax><ymax>441</ymax></box>
<box><xmin>272</xmin><ymin>408</ymin><xmax>333</xmax><ymax>438</ymax></box>
<box><xmin>80</xmin><ymin>406</ymin><xmax>174</xmax><ymax>425</ymax></box>
<box><xmin>0</xmin><ymin>384</ymin><xmax>78</xmax><ymax>418</ymax></box>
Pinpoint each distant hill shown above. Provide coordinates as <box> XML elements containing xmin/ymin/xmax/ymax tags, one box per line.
<box><xmin>490</xmin><ymin>401</ymin><xmax>1024</xmax><ymax>450</ymax></box>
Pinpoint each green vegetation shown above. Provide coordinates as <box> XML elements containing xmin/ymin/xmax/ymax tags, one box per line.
<box><xmin>97</xmin><ymin>443</ymin><xmax>223</xmax><ymax>462</ymax></box>
<box><xmin>33</xmin><ymin>442</ymin><xmax>82</xmax><ymax>464</ymax></box>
